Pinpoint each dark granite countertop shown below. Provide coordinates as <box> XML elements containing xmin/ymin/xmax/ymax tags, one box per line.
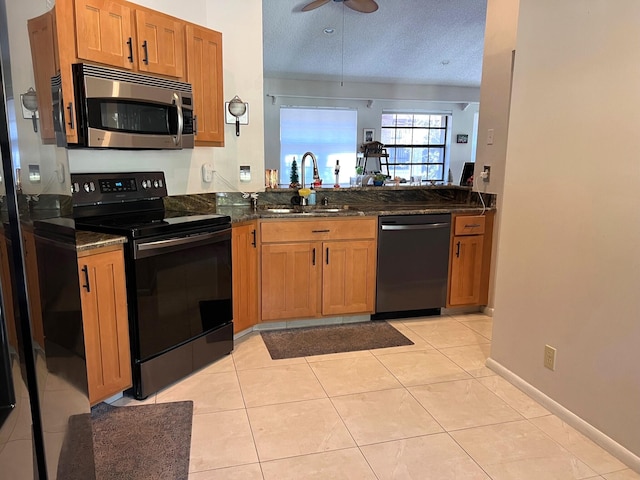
<box><xmin>218</xmin><ymin>204</ymin><xmax>493</xmax><ymax>224</ymax></box>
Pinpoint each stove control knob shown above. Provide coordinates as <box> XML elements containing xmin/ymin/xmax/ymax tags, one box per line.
<box><xmin>89</xmin><ymin>182</ymin><xmax>95</xmax><ymax>192</ymax></box>
<box><xmin>73</xmin><ymin>182</ymin><xmax>79</xmax><ymax>193</ymax></box>
<box><xmin>153</xmin><ymin>180</ymin><xmax>159</xmax><ymax>188</ymax></box>
<box><xmin>83</xmin><ymin>182</ymin><xmax>91</xmax><ymax>193</ymax></box>
<box><xmin>142</xmin><ymin>180</ymin><xmax>148</xmax><ymax>189</ymax></box>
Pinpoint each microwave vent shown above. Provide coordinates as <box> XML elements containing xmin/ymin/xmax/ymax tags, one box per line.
<box><xmin>76</xmin><ymin>64</ymin><xmax>192</xmax><ymax>93</ymax></box>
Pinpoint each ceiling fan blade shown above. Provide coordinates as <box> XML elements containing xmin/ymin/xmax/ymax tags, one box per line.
<box><xmin>301</xmin><ymin>0</ymin><xmax>331</xmax><ymax>12</ymax></box>
<box><xmin>344</xmin><ymin>0</ymin><xmax>378</xmax><ymax>13</ymax></box>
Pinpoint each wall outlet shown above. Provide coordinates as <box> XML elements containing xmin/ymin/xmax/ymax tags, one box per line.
<box><xmin>201</xmin><ymin>163</ymin><xmax>214</xmax><ymax>183</ymax></box>
<box><xmin>544</xmin><ymin>344</ymin><xmax>556</xmax><ymax>371</ymax></box>
<box><xmin>482</xmin><ymin>165</ymin><xmax>491</xmax><ymax>182</ymax></box>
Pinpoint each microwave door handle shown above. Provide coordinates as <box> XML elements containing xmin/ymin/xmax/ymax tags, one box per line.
<box><xmin>173</xmin><ymin>93</ymin><xmax>183</xmax><ymax>147</ymax></box>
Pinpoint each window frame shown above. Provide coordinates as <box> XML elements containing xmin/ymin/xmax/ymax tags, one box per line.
<box><xmin>380</xmin><ymin>112</ymin><xmax>450</xmax><ymax>182</ymax></box>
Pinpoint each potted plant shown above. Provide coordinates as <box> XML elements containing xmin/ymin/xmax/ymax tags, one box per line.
<box><xmin>373</xmin><ymin>173</ymin><xmax>387</xmax><ymax>186</ymax></box>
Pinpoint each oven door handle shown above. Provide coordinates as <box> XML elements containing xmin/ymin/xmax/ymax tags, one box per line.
<box><xmin>134</xmin><ymin>229</ymin><xmax>230</xmax><ymax>259</ymax></box>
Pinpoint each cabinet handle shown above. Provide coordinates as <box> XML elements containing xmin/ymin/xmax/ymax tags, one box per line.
<box><xmin>142</xmin><ymin>40</ymin><xmax>149</xmax><ymax>65</ymax></box>
<box><xmin>66</xmin><ymin>102</ymin><xmax>74</xmax><ymax>129</ymax></box>
<box><xmin>81</xmin><ymin>265</ymin><xmax>90</xmax><ymax>293</ymax></box>
<box><xmin>326</xmin><ymin>247</ymin><xmax>329</xmax><ymax>265</ymax></box>
<box><xmin>465</xmin><ymin>224</ymin><xmax>481</xmax><ymax>228</ymax></box>
<box><xmin>312</xmin><ymin>229</ymin><xmax>330</xmax><ymax>233</ymax></box>
<box><xmin>312</xmin><ymin>247</ymin><xmax>316</xmax><ymax>265</ymax></box>
<box><xmin>456</xmin><ymin>241</ymin><xmax>461</xmax><ymax>258</ymax></box>
<box><xmin>193</xmin><ymin>115</ymin><xmax>198</xmax><ymax>134</ymax></box>
<box><xmin>251</xmin><ymin>229</ymin><xmax>256</xmax><ymax>248</ymax></box>
<box><xmin>127</xmin><ymin>37</ymin><xmax>134</xmax><ymax>63</ymax></box>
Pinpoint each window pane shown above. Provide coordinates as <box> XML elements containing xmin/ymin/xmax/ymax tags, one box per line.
<box><xmin>413</xmin><ymin>115</ymin><xmax>431</xmax><ymax>127</ymax></box>
<box><xmin>380</xmin><ymin>128</ymin><xmax>396</xmax><ymax>144</ymax></box>
<box><xmin>412</xmin><ymin>128</ymin><xmax>430</xmax><ymax>145</ymax></box>
<box><xmin>395</xmin><ymin>114</ymin><xmax>413</xmax><ymax>127</ymax></box>
<box><xmin>427</xmin><ymin>164</ymin><xmax>443</xmax><ymax>181</ymax></box>
<box><xmin>396</xmin><ymin>128</ymin><xmax>413</xmax><ymax>144</ymax></box>
<box><xmin>428</xmin><ymin>148</ymin><xmax>444</xmax><ymax>163</ymax></box>
<box><xmin>430</xmin><ymin>115</ymin><xmax>446</xmax><ymax>127</ymax></box>
<box><xmin>280</xmin><ymin>107</ymin><xmax>357</xmax><ymax>186</ymax></box>
<box><xmin>394</xmin><ymin>165</ymin><xmax>411</xmax><ymax>180</ymax></box>
<box><xmin>428</xmin><ymin>129</ymin><xmax>446</xmax><ymax>144</ymax></box>
<box><xmin>381</xmin><ymin>114</ymin><xmax>396</xmax><ymax>127</ymax></box>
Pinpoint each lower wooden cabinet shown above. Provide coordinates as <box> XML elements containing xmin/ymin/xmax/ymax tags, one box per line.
<box><xmin>77</xmin><ymin>245</ymin><xmax>131</xmax><ymax>405</ymax></box>
<box><xmin>261</xmin><ymin>242</ymin><xmax>319</xmax><ymax>321</ymax></box>
<box><xmin>447</xmin><ymin>212</ymin><xmax>494</xmax><ymax>307</ymax></box>
<box><xmin>22</xmin><ymin>229</ymin><xmax>45</xmax><ymax>349</ymax></box>
<box><xmin>321</xmin><ymin>239</ymin><xmax>376</xmax><ymax>316</ymax></box>
<box><xmin>232</xmin><ymin>221</ymin><xmax>259</xmax><ymax>333</ymax></box>
<box><xmin>260</xmin><ymin>217</ymin><xmax>377</xmax><ymax>321</ymax></box>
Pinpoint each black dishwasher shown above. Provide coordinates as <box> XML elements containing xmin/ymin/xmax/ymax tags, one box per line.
<box><xmin>373</xmin><ymin>214</ymin><xmax>451</xmax><ymax>319</ymax></box>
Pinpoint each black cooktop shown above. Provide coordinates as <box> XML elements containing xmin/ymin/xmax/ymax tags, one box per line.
<box><xmin>75</xmin><ymin>209</ymin><xmax>230</xmax><ymax>239</ymax></box>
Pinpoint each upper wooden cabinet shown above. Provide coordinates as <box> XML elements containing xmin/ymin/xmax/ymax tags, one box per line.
<box><xmin>74</xmin><ymin>0</ymin><xmax>135</xmax><ymax>70</ymax></box>
<box><xmin>28</xmin><ymin>0</ymin><xmax>223</xmax><ymax>146</ymax></box>
<box><xmin>27</xmin><ymin>10</ymin><xmax>58</xmax><ymax>143</ymax></box>
<box><xmin>186</xmin><ymin>25</ymin><xmax>224</xmax><ymax>146</ymax></box>
<box><xmin>74</xmin><ymin>0</ymin><xmax>184</xmax><ymax>77</ymax></box>
<box><xmin>134</xmin><ymin>9</ymin><xmax>184</xmax><ymax>78</ymax></box>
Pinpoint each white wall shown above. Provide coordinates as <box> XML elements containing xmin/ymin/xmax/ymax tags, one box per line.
<box><xmin>264</xmin><ymin>77</ymin><xmax>480</xmax><ymax>183</ymax></box>
<box><xmin>491</xmin><ymin>0</ymin><xmax>640</xmax><ymax>458</ymax></box>
<box><xmin>474</xmin><ymin>0</ymin><xmax>519</xmax><ymax>197</ymax></box>
<box><xmin>8</xmin><ymin>0</ymin><xmax>265</xmax><ymax>196</ymax></box>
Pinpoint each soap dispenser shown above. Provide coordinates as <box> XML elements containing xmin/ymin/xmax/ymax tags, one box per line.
<box><xmin>308</xmin><ymin>186</ymin><xmax>316</xmax><ymax>206</ymax></box>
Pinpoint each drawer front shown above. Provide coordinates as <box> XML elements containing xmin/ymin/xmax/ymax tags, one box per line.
<box><xmin>454</xmin><ymin>215</ymin><xmax>486</xmax><ymax>236</ymax></box>
<box><xmin>261</xmin><ymin>218</ymin><xmax>377</xmax><ymax>243</ymax></box>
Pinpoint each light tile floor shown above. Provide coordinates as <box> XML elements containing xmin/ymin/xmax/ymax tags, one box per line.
<box><xmin>113</xmin><ymin>313</ymin><xmax>640</xmax><ymax>480</ymax></box>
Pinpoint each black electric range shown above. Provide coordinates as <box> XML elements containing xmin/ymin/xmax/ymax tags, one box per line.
<box><xmin>72</xmin><ymin>171</ymin><xmax>233</xmax><ymax>399</ymax></box>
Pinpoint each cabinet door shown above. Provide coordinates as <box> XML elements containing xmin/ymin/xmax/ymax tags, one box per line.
<box><xmin>261</xmin><ymin>242</ymin><xmax>320</xmax><ymax>321</ymax></box>
<box><xmin>232</xmin><ymin>223</ymin><xmax>259</xmax><ymax>333</ymax></box>
<box><xmin>27</xmin><ymin>10</ymin><xmax>58</xmax><ymax>143</ymax></box>
<box><xmin>135</xmin><ymin>9</ymin><xmax>184</xmax><ymax>78</ymax></box>
<box><xmin>22</xmin><ymin>231</ymin><xmax>45</xmax><ymax>349</ymax></box>
<box><xmin>78</xmin><ymin>248</ymin><xmax>131</xmax><ymax>405</ymax></box>
<box><xmin>322</xmin><ymin>240</ymin><xmax>376</xmax><ymax>316</ymax></box>
<box><xmin>75</xmin><ymin>0</ymin><xmax>135</xmax><ymax>69</ymax></box>
<box><xmin>0</xmin><ymin>234</ymin><xmax>18</xmax><ymax>351</ymax></box>
<box><xmin>448</xmin><ymin>235</ymin><xmax>484</xmax><ymax>306</ymax></box>
<box><xmin>186</xmin><ymin>24</ymin><xmax>224</xmax><ymax>146</ymax></box>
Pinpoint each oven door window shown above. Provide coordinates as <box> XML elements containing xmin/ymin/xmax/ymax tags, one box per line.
<box><xmin>132</xmin><ymin>230</ymin><xmax>232</xmax><ymax>361</ymax></box>
<box><xmin>86</xmin><ymin>98</ymin><xmax>179</xmax><ymax>135</ymax></box>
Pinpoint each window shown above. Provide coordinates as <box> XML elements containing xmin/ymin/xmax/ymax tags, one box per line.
<box><xmin>380</xmin><ymin>113</ymin><xmax>449</xmax><ymax>182</ymax></box>
<box><xmin>280</xmin><ymin>107</ymin><xmax>357</xmax><ymax>187</ymax></box>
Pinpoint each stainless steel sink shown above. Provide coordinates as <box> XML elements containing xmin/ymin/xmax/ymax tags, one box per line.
<box><xmin>259</xmin><ymin>206</ymin><xmax>352</xmax><ymax>215</ymax></box>
<box><xmin>306</xmin><ymin>208</ymin><xmax>343</xmax><ymax>213</ymax></box>
<box><xmin>262</xmin><ymin>208</ymin><xmax>295</xmax><ymax>214</ymax></box>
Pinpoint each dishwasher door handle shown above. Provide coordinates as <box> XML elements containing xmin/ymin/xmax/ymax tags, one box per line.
<box><xmin>380</xmin><ymin>223</ymin><xmax>450</xmax><ymax>231</ymax></box>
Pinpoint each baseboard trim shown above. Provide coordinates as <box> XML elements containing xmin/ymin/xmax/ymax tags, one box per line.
<box><xmin>481</xmin><ymin>306</ymin><xmax>494</xmax><ymax>316</ymax></box>
<box><xmin>486</xmin><ymin>358</ymin><xmax>640</xmax><ymax>473</ymax></box>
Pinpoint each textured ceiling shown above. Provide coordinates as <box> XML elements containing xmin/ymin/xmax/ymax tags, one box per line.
<box><xmin>262</xmin><ymin>0</ymin><xmax>487</xmax><ymax>87</ymax></box>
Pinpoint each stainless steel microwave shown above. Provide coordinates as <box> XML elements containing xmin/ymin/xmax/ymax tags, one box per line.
<box><xmin>52</xmin><ymin>63</ymin><xmax>194</xmax><ymax>149</ymax></box>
